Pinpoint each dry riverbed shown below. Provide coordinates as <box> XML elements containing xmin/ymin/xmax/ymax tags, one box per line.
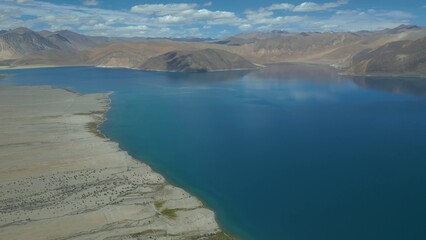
<box><xmin>0</xmin><ymin>86</ymin><xmax>230</xmax><ymax>240</ymax></box>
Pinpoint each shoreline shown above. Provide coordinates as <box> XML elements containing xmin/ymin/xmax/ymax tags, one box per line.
<box><xmin>1</xmin><ymin>63</ymin><xmax>426</xmax><ymax>78</ymax></box>
<box><xmin>0</xmin><ymin>64</ymin><xmax>91</xmax><ymax>71</ymax></box>
<box><xmin>339</xmin><ymin>72</ymin><xmax>426</xmax><ymax>79</ymax></box>
<box><xmin>0</xmin><ymin>86</ymin><xmax>232</xmax><ymax>239</ymax></box>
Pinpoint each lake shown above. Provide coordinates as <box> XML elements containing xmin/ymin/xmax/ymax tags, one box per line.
<box><xmin>1</xmin><ymin>64</ymin><xmax>426</xmax><ymax>240</ymax></box>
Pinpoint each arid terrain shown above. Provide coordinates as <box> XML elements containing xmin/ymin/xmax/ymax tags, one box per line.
<box><xmin>140</xmin><ymin>48</ymin><xmax>258</xmax><ymax>72</ymax></box>
<box><xmin>1</xmin><ymin>25</ymin><xmax>426</xmax><ymax>75</ymax></box>
<box><xmin>0</xmin><ymin>86</ymin><xmax>230</xmax><ymax>240</ymax></box>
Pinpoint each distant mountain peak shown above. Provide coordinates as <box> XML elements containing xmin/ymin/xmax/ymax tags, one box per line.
<box><xmin>271</xmin><ymin>30</ymin><xmax>289</xmax><ymax>34</ymax></box>
<box><xmin>37</xmin><ymin>30</ymin><xmax>53</xmax><ymax>37</ymax></box>
<box><xmin>387</xmin><ymin>24</ymin><xmax>421</xmax><ymax>34</ymax></box>
<box><xmin>55</xmin><ymin>30</ymin><xmax>81</xmax><ymax>35</ymax></box>
<box><xmin>9</xmin><ymin>27</ymin><xmax>34</xmax><ymax>34</ymax></box>
<box><xmin>396</xmin><ymin>24</ymin><xmax>420</xmax><ymax>29</ymax></box>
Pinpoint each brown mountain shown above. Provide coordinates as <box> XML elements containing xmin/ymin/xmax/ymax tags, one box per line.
<box><xmin>1</xmin><ymin>25</ymin><xmax>426</xmax><ymax>76</ymax></box>
<box><xmin>346</xmin><ymin>36</ymin><xmax>426</xmax><ymax>76</ymax></box>
<box><xmin>44</xmin><ymin>30</ymin><xmax>113</xmax><ymax>50</ymax></box>
<box><xmin>0</xmin><ymin>28</ymin><xmax>114</xmax><ymax>61</ymax></box>
<box><xmin>218</xmin><ymin>25</ymin><xmax>426</xmax><ymax>66</ymax></box>
<box><xmin>252</xmin><ymin>32</ymin><xmax>362</xmax><ymax>62</ymax></box>
<box><xmin>84</xmin><ymin>41</ymin><xmax>185</xmax><ymax>68</ymax></box>
<box><xmin>0</xmin><ymin>27</ymin><xmax>59</xmax><ymax>59</ymax></box>
<box><xmin>140</xmin><ymin>48</ymin><xmax>257</xmax><ymax>72</ymax></box>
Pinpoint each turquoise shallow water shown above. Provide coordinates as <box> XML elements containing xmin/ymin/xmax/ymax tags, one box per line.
<box><xmin>1</xmin><ymin>64</ymin><xmax>426</xmax><ymax>240</ymax></box>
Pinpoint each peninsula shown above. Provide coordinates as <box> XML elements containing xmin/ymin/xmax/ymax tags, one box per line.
<box><xmin>140</xmin><ymin>48</ymin><xmax>257</xmax><ymax>72</ymax></box>
<box><xmin>0</xmin><ymin>86</ymin><xmax>230</xmax><ymax>240</ymax></box>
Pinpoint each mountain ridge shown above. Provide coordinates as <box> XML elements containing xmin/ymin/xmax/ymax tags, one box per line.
<box><xmin>1</xmin><ymin>26</ymin><xmax>426</xmax><ymax>75</ymax></box>
<box><xmin>140</xmin><ymin>48</ymin><xmax>258</xmax><ymax>72</ymax></box>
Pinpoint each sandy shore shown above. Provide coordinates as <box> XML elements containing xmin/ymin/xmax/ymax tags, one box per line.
<box><xmin>0</xmin><ymin>86</ymin><xmax>230</xmax><ymax>240</ymax></box>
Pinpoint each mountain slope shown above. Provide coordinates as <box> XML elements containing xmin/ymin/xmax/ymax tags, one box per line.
<box><xmin>46</xmin><ymin>30</ymin><xmax>112</xmax><ymax>49</ymax></box>
<box><xmin>140</xmin><ymin>48</ymin><xmax>257</xmax><ymax>72</ymax></box>
<box><xmin>0</xmin><ymin>28</ymin><xmax>115</xmax><ymax>61</ymax></box>
<box><xmin>1</xmin><ymin>25</ymin><xmax>426</xmax><ymax>76</ymax></box>
<box><xmin>346</xmin><ymin>37</ymin><xmax>426</xmax><ymax>76</ymax></box>
<box><xmin>0</xmin><ymin>28</ymin><xmax>60</xmax><ymax>60</ymax></box>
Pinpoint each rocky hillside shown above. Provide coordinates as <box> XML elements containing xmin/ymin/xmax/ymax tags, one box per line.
<box><xmin>1</xmin><ymin>25</ymin><xmax>426</xmax><ymax>76</ymax></box>
<box><xmin>140</xmin><ymin>48</ymin><xmax>257</xmax><ymax>72</ymax></box>
<box><xmin>43</xmin><ymin>30</ymin><xmax>113</xmax><ymax>50</ymax></box>
<box><xmin>0</xmin><ymin>27</ymin><xmax>60</xmax><ymax>59</ymax></box>
<box><xmin>0</xmin><ymin>28</ymin><xmax>112</xmax><ymax>61</ymax></box>
<box><xmin>219</xmin><ymin>25</ymin><xmax>426</xmax><ymax>65</ymax></box>
<box><xmin>346</xmin><ymin>36</ymin><xmax>426</xmax><ymax>76</ymax></box>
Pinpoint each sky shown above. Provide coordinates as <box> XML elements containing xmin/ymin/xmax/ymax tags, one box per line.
<box><xmin>1</xmin><ymin>0</ymin><xmax>426</xmax><ymax>38</ymax></box>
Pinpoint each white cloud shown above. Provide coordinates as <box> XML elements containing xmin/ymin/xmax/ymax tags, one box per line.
<box><xmin>245</xmin><ymin>9</ymin><xmax>274</xmax><ymax>19</ymax></box>
<box><xmin>244</xmin><ymin>7</ymin><xmax>307</xmax><ymax>29</ymax></box>
<box><xmin>130</xmin><ymin>3</ymin><xmax>197</xmax><ymax>15</ymax></box>
<box><xmin>156</xmin><ymin>15</ymin><xmax>186</xmax><ymax>24</ymax></box>
<box><xmin>83</xmin><ymin>0</ymin><xmax>98</xmax><ymax>6</ymax></box>
<box><xmin>239</xmin><ymin>24</ymin><xmax>252</xmax><ymax>30</ymax></box>
<box><xmin>0</xmin><ymin>0</ymin><xmax>416</xmax><ymax>37</ymax></box>
<box><xmin>80</xmin><ymin>23</ymin><xmax>108</xmax><ymax>30</ymax></box>
<box><xmin>130</xmin><ymin>3</ymin><xmax>239</xmax><ymax>26</ymax></box>
<box><xmin>267</xmin><ymin>0</ymin><xmax>348</xmax><ymax>12</ymax></box>
<box><xmin>269</xmin><ymin>3</ymin><xmax>295</xmax><ymax>11</ymax></box>
<box><xmin>294</xmin><ymin>2</ymin><xmax>325</xmax><ymax>12</ymax></box>
<box><xmin>294</xmin><ymin>0</ymin><xmax>348</xmax><ymax>12</ymax></box>
<box><xmin>190</xmin><ymin>9</ymin><xmax>236</xmax><ymax>20</ymax></box>
<box><xmin>16</xmin><ymin>0</ymin><xmax>32</xmax><ymax>3</ymax></box>
<box><xmin>369</xmin><ymin>9</ymin><xmax>413</xmax><ymax>19</ymax></box>
<box><xmin>314</xmin><ymin>9</ymin><xmax>412</xmax><ymax>31</ymax></box>
<box><xmin>0</xmin><ymin>1</ymin><xmax>239</xmax><ymax>37</ymax></box>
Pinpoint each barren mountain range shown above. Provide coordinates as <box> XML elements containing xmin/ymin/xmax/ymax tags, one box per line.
<box><xmin>140</xmin><ymin>48</ymin><xmax>257</xmax><ymax>72</ymax></box>
<box><xmin>1</xmin><ymin>25</ymin><xmax>425</xmax><ymax>75</ymax></box>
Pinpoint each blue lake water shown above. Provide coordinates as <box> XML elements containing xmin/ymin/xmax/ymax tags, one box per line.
<box><xmin>1</xmin><ymin>64</ymin><xmax>426</xmax><ymax>240</ymax></box>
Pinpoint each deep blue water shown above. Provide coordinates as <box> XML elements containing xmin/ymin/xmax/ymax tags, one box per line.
<box><xmin>1</xmin><ymin>64</ymin><xmax>426</xmax><ymax>240</ymax></box>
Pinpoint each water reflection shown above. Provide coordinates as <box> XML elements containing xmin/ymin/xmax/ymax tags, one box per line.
<box><xmin>164</xmin><ymin>69</ymin><xmax>252</xmax><ymax>82</ymax></box>
<box><xmin>162</xmin><ymin>63</ymin><xmax>346</xmax><ymax>84</ymax></box>
<box><xmin>246</xmin><ymin>63</ymin><xmax>426</xmax><ymax>99</ymax></box>
<box><xmin>250</xmin><ymin>63</ymin><xmax>345</xmax><ymax>83</ymax></box>
<box><xmin>353</xmin><ymin>76</ymin><xmax>426</xmax><ymax>97</ymax></box>
<box><xmin>2</xmin><ymin>64</ymin><xmax>425</xmax><ymax>99</ymax></box>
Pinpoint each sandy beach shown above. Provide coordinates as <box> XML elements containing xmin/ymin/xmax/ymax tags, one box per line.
<box><xmin>0</xmin><ymin>86</ymin><xmax>229</xmax><ymax>239</ymax></box>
